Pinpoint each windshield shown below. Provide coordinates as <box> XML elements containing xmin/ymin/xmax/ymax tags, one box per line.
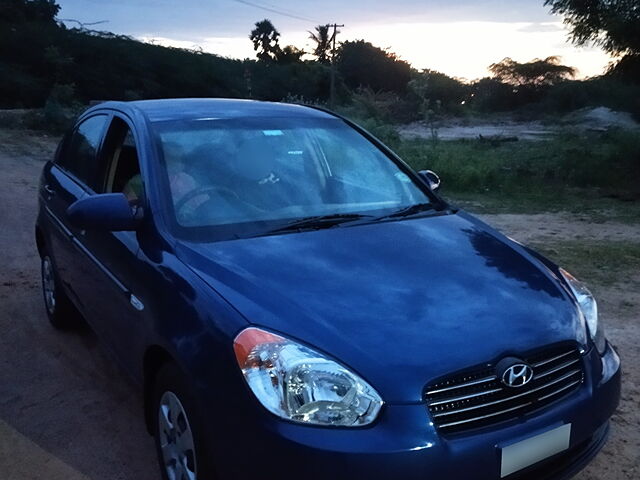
<box><xmin>152</xmin><ymin>116</ymin><xmax>432</xmax><ymax>240</ymax></box>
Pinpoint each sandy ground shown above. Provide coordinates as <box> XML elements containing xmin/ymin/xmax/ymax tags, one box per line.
<box><xmin>0</xmin><ymin>129</ymin><xmax>638</xmax><ymax>479</ymax></box>
<box><xmin>478</xmin><ymin>213</ymin><xmax>640</xmax><ymax>244</ymax></box>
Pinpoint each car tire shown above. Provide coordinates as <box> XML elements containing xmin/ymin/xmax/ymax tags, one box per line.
<box><xmin>41</xmin><ymin>250</ymin><xmax>79</xmax><ymax>330</ymax></box>
<box><xmin>153</xmin><ymin>362</ymin><xmax>217</xmax><ymax>480</ymax></box>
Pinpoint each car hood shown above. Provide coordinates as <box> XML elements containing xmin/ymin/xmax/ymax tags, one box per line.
<box><xmin>176</xmin><ymin>211</ymin><xmax>586</xmax><ymax>403</ymax></box>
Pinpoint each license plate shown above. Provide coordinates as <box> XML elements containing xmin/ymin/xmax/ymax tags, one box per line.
<box><xmin>500</xmin><ymin>424</ymin><xmax>571</xmax><ymax>477</ymax></box>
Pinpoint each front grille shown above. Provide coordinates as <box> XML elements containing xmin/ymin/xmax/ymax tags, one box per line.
<box><xmin>425</xmin><ymin>345</ymin><xmax>584</xmax><ymax>434</ymax></box>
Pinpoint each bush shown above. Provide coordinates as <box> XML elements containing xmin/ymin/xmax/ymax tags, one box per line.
<box><xmin>336</xmin><ymin>40</ymin><xmax>412</xmax><ymax>94</ymax></box>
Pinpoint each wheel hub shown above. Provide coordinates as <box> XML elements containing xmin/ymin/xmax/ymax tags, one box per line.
<box><xmin>158</xmin><ymin>391</ymin><xmax>197</xmax><ymax>480</ymax></box>
<box><xmin>42</xmin><ymin>256</ymin><xmax>56</xmax><ymax>314</ymax></box>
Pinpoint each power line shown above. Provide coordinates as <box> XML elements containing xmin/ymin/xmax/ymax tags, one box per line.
<box><xmin>232</xmin><ymin>0</ymin><xmax>321</xmax><ymax>24</ymax></box>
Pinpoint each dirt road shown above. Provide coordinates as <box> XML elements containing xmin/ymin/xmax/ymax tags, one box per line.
<box><xmin>0</xmin><ymin>130</ymin><xmax>638</xmax><ymax>479</ymax></box>
<box><xmin>0</xmin><ymin>131</ymin><xmax>156</xmax><ymax>479</ymax></box>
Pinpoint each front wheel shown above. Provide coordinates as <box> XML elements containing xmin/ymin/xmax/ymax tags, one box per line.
<box><xmin>153</xmin><ymin>363</ymin><xmax>217</xmax><ymax>480</ymax></box>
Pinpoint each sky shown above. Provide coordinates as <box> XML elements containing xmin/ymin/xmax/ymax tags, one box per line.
<box><xmin>55</xmin><ymin>0</ymin><xmax>613</xmax><ymax>80</ymax></box>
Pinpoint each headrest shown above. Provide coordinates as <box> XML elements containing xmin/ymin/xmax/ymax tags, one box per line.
<box><xmin>232</xmin><ymin>137</ymin><xmax>275</xmax><ymax>181</ymax></box>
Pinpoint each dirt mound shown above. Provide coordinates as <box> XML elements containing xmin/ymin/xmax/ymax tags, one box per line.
<box><xmin>564</xmin><ymin>107</ymin><xmax>639</xmax><ymax>131</ymax></box>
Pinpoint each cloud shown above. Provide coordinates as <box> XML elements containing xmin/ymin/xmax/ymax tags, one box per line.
<box><xmin>518</xmin><ymin>22</ymin><xmax>564</xmax><ymax>33</ymax></box>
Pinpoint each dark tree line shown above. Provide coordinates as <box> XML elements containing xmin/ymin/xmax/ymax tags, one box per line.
<box><xmin>1</xmin><ymin>0</ymin><xmax>639</xmax><ymax>122</ymax></box>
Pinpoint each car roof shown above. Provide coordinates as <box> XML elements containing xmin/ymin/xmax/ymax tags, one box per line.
<box><xmin>92</xmin><ymin>98</ymin><xmax>336</xmax><ymax>122</ymax></box>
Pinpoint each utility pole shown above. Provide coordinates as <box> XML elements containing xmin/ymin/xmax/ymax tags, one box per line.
<box><xmin>329</xmin><ymin>23</ymin><xmax>344</xmax><ymax>109</ymax></box>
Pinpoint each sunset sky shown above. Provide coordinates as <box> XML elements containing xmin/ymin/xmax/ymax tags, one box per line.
<box><xmin>55</xmin><ymin>0</ymin><xmax>613</xmax><ymax>80</ymax></box>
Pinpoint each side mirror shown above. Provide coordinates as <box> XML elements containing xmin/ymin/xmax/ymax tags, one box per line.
<box><xmin>67</xmin><ymin>193</ymin><xmax>141</xmax><ymax>231</ymax></box>
<box><xmin>419</xmin><ymin>170</ymin><xmax>441</xmax><ymax>192</ymax></box>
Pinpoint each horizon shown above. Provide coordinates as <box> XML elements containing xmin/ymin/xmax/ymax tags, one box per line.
<box><xmin>55</xmin><ymin>0</ymin><xmax>612</xmax><ymax>80</ymax></box>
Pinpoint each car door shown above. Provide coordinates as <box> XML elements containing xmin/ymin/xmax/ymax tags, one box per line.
<box><xmin>75</xmin><ymin>114</ymin><xmax>149</xmax><ymax>375</ymax></box>
<box><xmin>41</xmin><ymin>113</ymin><xmax>110</xmax><ymax>308</ymax></box>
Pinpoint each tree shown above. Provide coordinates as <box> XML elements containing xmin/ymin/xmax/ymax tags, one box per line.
<box><xmin>308</xmin><ymin>25</ymin><xmax>331</xmax><ymax>64</ymax></box>
<box><xmin>408</xmin><ymin>70</ymin><xmax>469</xmax><ymax>109</ymax></box>
<box><xmin>544</xmin><ymin>0</ymin><xmax>640</xmax><ymax>57</ymax></box>
<box><xmin>336</xmin><ymin>40</ymin><xmax>412</xmax><ymax>93</ymax></box>
<box><xmin>489</xmin><ymin>56</ymin><xmax>576</xmax><ymax>87</ymax></box>
<box><xmin>276</xmin><ymin>45</ymin><xmax>305</xmax><ymax>64</ymax></box>
<box><xmin>249</xmin><ymin>19</ymin><xmax>281</xmax><ymax>62</ymax></box>
<box><xmin>0</xmin><ymin>0</ymin><xmax>60</xmax><ymax>24</ymax></box>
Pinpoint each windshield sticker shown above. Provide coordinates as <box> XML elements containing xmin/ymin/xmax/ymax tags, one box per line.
<box><xmin>394</xmin><ymin>172</ymin><xmax>411</xmax><ymax>183</ymax></box>
<box><xmin>263</xmin><ymin>130</ymin><xmax>283</xmax><ymax>136</ymax></box>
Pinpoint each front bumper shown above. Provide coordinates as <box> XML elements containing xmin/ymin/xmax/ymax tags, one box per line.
<box><xmin>211</xmin><ymin>343</ymin><xmax>621</xmax><ymax>480</ymax></box>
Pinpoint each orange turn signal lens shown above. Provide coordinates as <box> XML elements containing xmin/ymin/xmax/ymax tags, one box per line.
<box><xmin>233</xmin><ymin>327</ymin><xmax>285</xmax><ymax>368</ymax></box>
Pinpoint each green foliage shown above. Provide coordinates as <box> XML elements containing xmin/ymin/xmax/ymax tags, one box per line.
<box><xmin>544</xmin><ymin>0</ymin><xmax>640</xmax><ymax>57</ymax></box>
<box><xmin>537</xmin><ymin>77</ymin><xmax>640</xmax><ymax>119</ymax></box>
<box><xmin>472</xmin><ymin>56</ymin><xmax>578</xmax><ymax>109</ymax></box>
<box><xmin>336</xmin><ymin>89</ymin><xmax>417</xmax><ymax>126</ymax></box>
<box><xmin>23</xmin><ymin>82</ymin><xmax>83</xmax><ymax>132</ymax></box>
<box><xmin>0</xmin><ymin>0</ymin><xmax>59</xmax><ymax>24</ymax></box>
<box><xmin>309</xmin><ymin>25</ymin><xmax>331</xmax><ymax>64</ymax></box>
<box><xmin>408</xmin><ymin>70</ymin><xmax>470</xmax><ymax>121</ymax></box>
<box><xmin>357</xmin><ymin>117</ymin><xmax>401</xmax><ymax>149</ymax></box>
<box><xmin>276</xmin><ymin>45</ymin><xmax>305</xmax><ymax>64</ymax></box>
<box><xmin>470</xmin><ymin>78</ymin><xmax>517</xmax><ymax>112</ymax></box>
<box><xmin>607</xmin><ymin>53</ymin><xmax>640</xmax><ymax>82</ymax></box>
<box><xmin>489</xmin><ymin>56</ymin><xmax>576</xmax><ymax>87</ymax></box>
<box><xmin>397</xmin><ymin>130</ymin><xmax>640</xmax><ymax>198</ymax></box>
<box><xmin>0</xmin><ymin>8</ymin><xmax>336</xmax><ymax>109</ymax></box>
<box><xmin>1</xmin><ymin>0</ymin><xmax>639</xmax><ymax>132</ymax></box>
<box><xmin>336</xmin><ymin>40</ymin><xmax>412</xmax><ymax>93</ymax></box>
<box><xmin>250</xmin><ymin>19</ymin><xmax>281</xmax><ymax>62</ymax></box>
<box><xmin>250</xmin><ymin>60</ymin><xmax>329</xmax><ymax>101</ymax></box>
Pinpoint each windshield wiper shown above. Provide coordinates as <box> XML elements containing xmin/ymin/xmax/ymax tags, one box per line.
<box><xmin>267</xmin><ymin>213</ymin><xmax>372</xmax><ymax>234</ymax></box>
<box><xmin>372</xmin><ymin>203</ymin><xmax>436</xmax><ymax>222</ymax></box>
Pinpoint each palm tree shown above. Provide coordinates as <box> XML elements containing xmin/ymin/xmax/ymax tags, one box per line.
<box><xmin>308</xmin><ymin>24</ymin><xmax>331</xmax><ymax>64</ymax></box>
<box><xmin>250</xmin><ymin>19</ymin><xmax>281</xmax><ymax>62</ymax></box>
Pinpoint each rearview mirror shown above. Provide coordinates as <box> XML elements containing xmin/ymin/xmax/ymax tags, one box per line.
<box><xmin>67</xmin><ymin>193</ymin><xmax>141</xmax><ymax>231</ymax></box>
<box><xmin>419</xmin><ymin>170</ymin><xmax>441</xmax><ymax>192</ymax></box>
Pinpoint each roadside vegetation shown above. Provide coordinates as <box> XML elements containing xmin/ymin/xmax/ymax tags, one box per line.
<box><xmin>396</xmin><ymin>130</ymin><xmax>640</xmax><ymax>214</ymax></box>
<box><xmin>2</xmin><ymin>1</ymin><xmax>640</xmax><ymax>125</ymax></box>
<box><xmin>1</xmin><ymin>0</ymin><xmax>638</xmax><ymax>218</ymax></box>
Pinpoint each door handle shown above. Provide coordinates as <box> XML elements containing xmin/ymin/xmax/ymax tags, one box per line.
<box><xmin>43</xmin><ymin>185</ymin><xmax>56</xmax><ymax>196</ymax></box>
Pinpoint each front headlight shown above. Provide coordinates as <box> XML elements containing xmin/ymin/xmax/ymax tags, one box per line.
<box><xmin>560</xmin><ymin>268</ymin><xmax>606</xmax><ymax>353</ymax></box>
<box><xmin>234</xmin><ymin>327</ymin><xmax>384</xmax><ymax>426</ymax></box>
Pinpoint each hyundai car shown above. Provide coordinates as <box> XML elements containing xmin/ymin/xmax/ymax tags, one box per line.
<box><xmin>36</xmin><ymin>99</ymin><xmax>621</xmax><ymax>480</ymax></box>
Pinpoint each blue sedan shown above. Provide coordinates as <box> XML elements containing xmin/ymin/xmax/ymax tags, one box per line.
<box><xmin>36</xmin><ymin>99</ymin><xmax>621</xmax><ymax>480</ymax></box>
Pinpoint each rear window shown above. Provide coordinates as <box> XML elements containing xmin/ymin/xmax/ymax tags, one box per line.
<box><xmin>57</xmin><ymin>114</ymin><xmax>109</xmax><ymax>187</ymax></box>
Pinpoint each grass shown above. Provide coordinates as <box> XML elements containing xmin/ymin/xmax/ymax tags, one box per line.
<box><xmin>530</xmin><ymin>240</ymin><xmax>640</xmax><ymax>287</ymax></box>
<box><xmin>392</xmin><ymin>128</ymin><xmax>640</xmax><ymax>222</ymax></box>
<box><xmin>396</xmin><ymin>130</ymin><xmax>640</xmax><ymax>208</ymax></box>
<box><xmin>443</xmin><ymin>190</ymin><xmax>640</xmax><ymax>222</ymax></box>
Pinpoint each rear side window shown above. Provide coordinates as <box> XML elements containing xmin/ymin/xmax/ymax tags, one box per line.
<box><xmin>58</xmin><ymin>114</ymin><xmax>108</xmax><ymax>187</ymax></box>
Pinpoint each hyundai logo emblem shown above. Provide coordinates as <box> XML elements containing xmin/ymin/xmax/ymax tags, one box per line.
<box><xmin>502</xmin><ymin>363</ymin><xmax>534</xmax><ymax>388</ymax></box>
